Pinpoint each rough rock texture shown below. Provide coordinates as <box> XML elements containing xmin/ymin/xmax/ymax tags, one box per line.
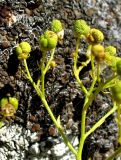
<box><xmin>0</xmin><ymin>0</ymin><xmax>121</xmax><ymax>159</ymax></box>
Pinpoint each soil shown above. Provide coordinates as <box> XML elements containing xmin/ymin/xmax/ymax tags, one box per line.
<box><xmin>0</xmin><ymin>0</ymin><xmax>121</xmax><ymax>160</ymax></box>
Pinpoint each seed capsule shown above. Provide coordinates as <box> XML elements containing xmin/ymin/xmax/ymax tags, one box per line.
<box><xmin>0</xmin><ymin>97</ymin><xmax>18</xmax><ymax>118</ymax></box>
<box><xmin>39</xmin><ymin>31</ymin><xmax>58</xmax><ymax>51</ymax></box>
<box><xmin>91</xmin><ymin>44</ymin><xmax>105</xmax><ymax>62</ymax></box>
<box><xmin>87</xmin><ymin>28</ymin><xmax>104</xmax><ymax>44</ymax></box>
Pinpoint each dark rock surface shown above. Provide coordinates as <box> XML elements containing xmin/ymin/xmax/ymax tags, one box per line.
<box><xmin>0</xmin><ymin>0</ymin><xmax>121</xmax><ymax>159</ymax></box>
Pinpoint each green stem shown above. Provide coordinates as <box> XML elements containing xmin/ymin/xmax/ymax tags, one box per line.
<box><xmin>41</xmin><ymin>96</ymin><xmax>77</xmax><ymax>156</ymax></box>
<box><xmin>85</xmin><ymin>103</ymin><xmax>117</xmax><ymax>138</ymax></box>
<box><xmin>74</xmin><ymin>72</ymin><xmax>88</xmax><ymax>95</ymax></box>
<box><xmin>73</xmin><ymin>38</ymin><xmax>88</xmax><ymax>95</ymax></box>
<box><xmin>76</xmin><ymin>96</ymin><xmax>88</xmax><ymax>160</ymax></box>
<box><xmin>23</xmin><ymin>59</ymin><xmax>77</xmax><ymax>156</ymax></box>
<box><xmin>41</xmin><ymin>60</ymin><xmax>45</xmax><ymax>96</ymax></box>
<box><xmin>91</xmin><ymin>54</ymin><xmax>95</xmax><ymax>79</ymax></box>
<box><xmin>88</xmin><ymin>76</ymin><xmax>97</xmax><ymax>95</ymax></box>
<box><xmin>44</xmin><ymin>49</ymin><xmax>55</xmax><ymax>74</ymax></box>
<box><xmin>78</xmin><ymin>58</ymin><xmax>91</xmax><ymax>73</ymax></box>
<box><xmin>76</xmin><ymin>75</ymin><xmax>118</xmax><ymax>160</ymax></box>
<box><xmin>24</xmin><ymin>59</ymin><xmax>33</xmax><ymax>83</ymax></box>
<box><xmin>37</xmin><ymin>52</ymin><xmax>46</xmax><ymax>93</ymax></box>
<box><xmin>97</xmin><ymin>62</ymin><xmax>100</xmax><ymax>83</ymax></box>
<box><xmin>32</xmin><ymin>85</ymin><xmax>77</xmax><ymax>156</ymax></box>
<box><xmin>117</xmin><ymin>104</ymin><xmax>121</xmax><ymax>144</ymax></box>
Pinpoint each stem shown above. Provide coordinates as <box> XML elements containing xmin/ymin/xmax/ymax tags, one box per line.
<box><xmin>33</xmin><ymin>86</ymin><xmax>77</xmax><ymax>156</ymax></box>
<box><xmin>102</xmin><ymin>75</ymin><xmax>118</xmax><ymax>89</ymax></box>
<box><xmin>37</xmin><ymin>52</ymin><xmax>46</xmax><ymax>93</ymax></box>
<box><xmin>41</xmin><ymin>96</ymin><xmax>77</xmax><ymax>155</ymax></box>
<box><xmin>106</xmin><ymin>146</ymin><xmax>121</xmax><ymax>160</ymax></box>
<box><xmin>24</xmin><ymin>59</ymin><xmax>33</xmax><ymax>83</ymax></box>
<box><xmin>41</xmin><ymin>59</ymin><xmax>45</xmax><ymax>96</ymax></box>
<box><xmin>76</xmin><ymin>75</ymin><xmax>118</xmax><ymax>160</ymax></box>
<box><xmin>44</xmin><ymin>49</ymin><xmax>55</xmax><ymax>74</ymax></box>
<box><xmin>117</xmin><ymin>104</ymin><xmax>121</xmax><ymax>144</ymax></box>
<box><xmin>23</xmin><ymin>59</ymin><xmax>77</xmax><ymax>156</ymax></box>
<box><xmin>88</xmin><ymin>76</ymin><xmax>97</xmax><ymax>95</ymax></box>
<box><xmin>73</xmin><ymin>38</ymin><xmax>88</xmax><ymax>95</ymax></box>
<box><xmin>75</xmin><ymin>73</ymin><xmax>88</xmax><ymax>95</ymax></box>
<box><xmin>85</xmin><ymin>103</ymin><xmax>117</xmax><ymax>138</ymax></box>
<box><xmin>78</xmin><ymin>58</ymin><xmax>91</xmax><ymax>73</ymax></box>
<box><xmin>97</xmin><ymin>62</ymin><xmax>100</xmax><ymax>83</ymax></box>
<box><xmin>91</xmin><ymin>54</ymin><xmax>95</xmax><ymax>79</ymax></box>
<box><xmin>77</xmin><ymin>96</ymin><xmax>88</xmax><ymax>160</ymax></box>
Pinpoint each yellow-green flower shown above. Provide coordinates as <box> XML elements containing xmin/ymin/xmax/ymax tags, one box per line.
<box><xmin>91</xmin><ymin>44</ymin><xmax>105</xmax><ymax>62</ymax></box>
<box><xmin>87</xmin><ymin>28</ymin><xmax>104</xmax><ymax>44</ymax></box>
<box><xmin>16</xmin><ymin>42</ymin><xmax>31</xmax><ymax>60</ymax></box>
<box><xmin>51</xmin><ymin>19</ymin><xmax>63</xmax><ymax>33</ymax></box>
<box><xmin>0</xmin><ymin>97</ymin><xmax>18</xmax><ymax>117</ymax></box>
<box><xmin>74</xmin><ymin>19</ymin><xmax>90</xmax><ymax>38</ymax></box>
<box><xmin>111</xmin><ymin>81</ymin><xmax>121</xmax><ymax>103</ymax></box>
<box><xmin>39</xmin><ymin>30</ymin><xmax>58</xmax><ymax>51</ymax></box>
<box><xmin>105</xmin><ymin>55</ymin><xmax>121</xmax><ymax>72</ymax></box>
<box><xmin>105</xmin><ymin>46</ymin><xmax>116</xmax><ymax>55</ymax></box>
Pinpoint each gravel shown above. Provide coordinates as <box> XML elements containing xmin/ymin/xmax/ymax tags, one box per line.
<box><xmin>0</xmin><ymin>124</ymin><xmax>78</xmax><ymax>160</ymax></box>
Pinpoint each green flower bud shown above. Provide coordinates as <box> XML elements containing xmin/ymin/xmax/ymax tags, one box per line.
<box><xmin>39</xmin><ymin>30</ymin><xmax>58</xmax><ymax>51</ymax></box>
<box><xmin>87</xmin><ymin>28</ymin><xmax>104</xmax><ymax>44</ymax></box>
<box><xmin>111</xmin><ymin>81</ymin><xmax>121</xmax><ymax>103</ymax></box>
<box><xmin>9</xmin><ymin>97</ymin><xmax>18</xmax><ymax>109</ymax></box>
<box><xmin>91</xmin><ymin>44</ymin><xmax>105</xmax><ymax>62</ymax></box>
<box><xmin>0</xmin><ymin>98</ymin><xmax>8</xmax><ymax>107</ymax></box>
<box><xmin>51</xmin><ymin>19</ymin><xmax>63</xmax><ymax>33</ymax></box>
<box><xmin>0</xmin><ymin>97</ymin><xmax>18</xmax><ymax>117</ymax></box>
<box><xmin>105</xmin><ymin>46</ymin><xmax>116</xmax><ymax>55</ymax></box>
<box><xmin>16</xmin><ymin>42</ymin><xmax>31</xmax><ymax>60</ymax></box>
<box><xmin>105</xmin><ymin>55</ymin><xmax>121</xmax><ymax>72</ymax></box>
<box><xmin>74</xmin><ymin>19</ymin><xmax>90</xmax><ymax>37</ymax></box>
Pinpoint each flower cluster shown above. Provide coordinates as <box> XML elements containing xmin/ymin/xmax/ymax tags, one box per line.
<box><xmin>13</xmin><ymin>19</ymin><xmax>121</xmax><ymax>159</ymax></box>
<box><xmin>0</xmin><ymin>97</ymin><xmax>18</xmax><ymax>121</ymax></box>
